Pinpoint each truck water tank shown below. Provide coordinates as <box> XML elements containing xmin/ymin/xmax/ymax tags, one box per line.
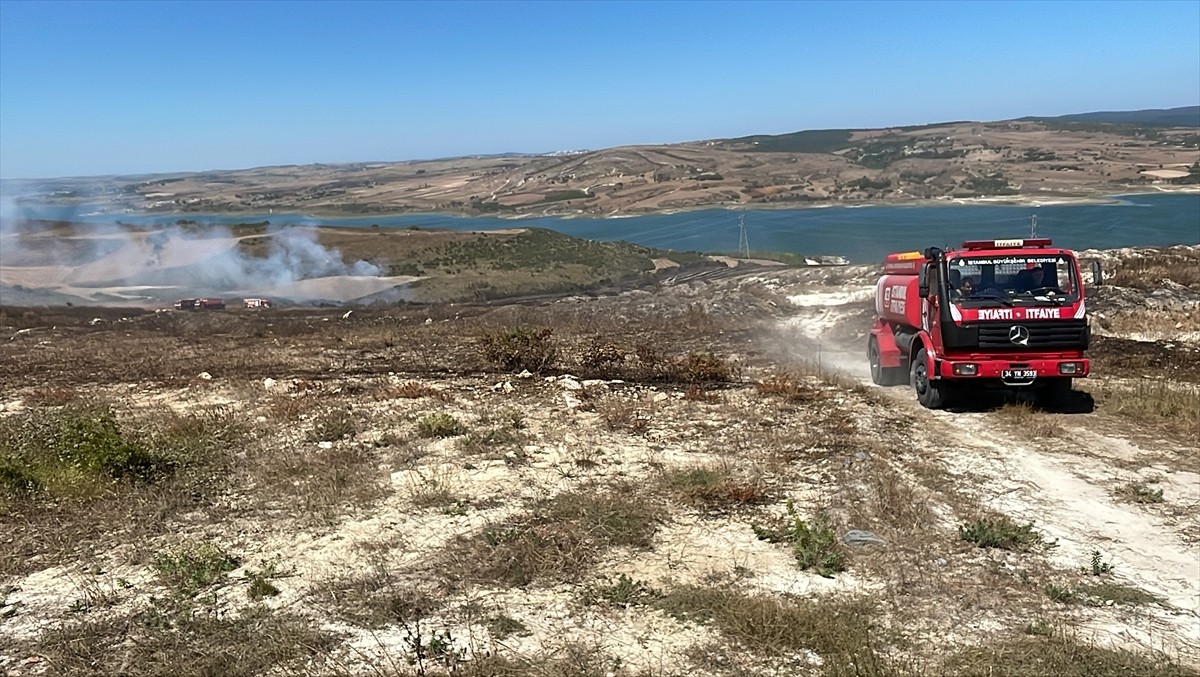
<box><xmin>875</xmin><ymin>275</ymin><xmax>924</xmax><ymax>330</ymax></box>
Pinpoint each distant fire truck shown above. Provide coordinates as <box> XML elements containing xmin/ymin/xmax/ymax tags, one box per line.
<box><xmin>173</xmin><ymin>298</ymin><xmax>225</xmax><ymax>311</ymax></box>
<box><xmin>242</xmin><ymin>298</ymin><xmax>272</xmax><ymax>309</ymax></box>
<box><xmin>868</xmin><ymin>238</ymin><xmax>1095</xmax><ymax>409</ymax></box>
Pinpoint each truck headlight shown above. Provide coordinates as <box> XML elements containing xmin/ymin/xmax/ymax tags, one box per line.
<box><xmin>953</xmin><ymin>364</ymin><xmax>978</xmax><ymax>376</ymax></box>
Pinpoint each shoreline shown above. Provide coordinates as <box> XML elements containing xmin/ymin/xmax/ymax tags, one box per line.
<box><xmin>8</xmin><ymin>186</ymin><xmax>1199</xmax><ymax>224</ymax></box>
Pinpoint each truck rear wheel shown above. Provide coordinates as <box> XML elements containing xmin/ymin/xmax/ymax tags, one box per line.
<box><xmin>868</xmin><ymin>336</ymin><xmax>905</xmax><ymax>386</ymax></box>
<box><xmin>910</xmin><ymin>348</ymin><xmax>947</xmax><ymax>409</ymax></box>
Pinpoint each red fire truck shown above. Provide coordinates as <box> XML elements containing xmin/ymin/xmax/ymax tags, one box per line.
<box><xmin>867</xmin><ymin>238</ymin><xmax>1094</xmax><ymax>409</ymax></box>
<box><xmin>173</xmin><ymin>298</ymin><xmax>226</xmax><ymax>311</ymax></box>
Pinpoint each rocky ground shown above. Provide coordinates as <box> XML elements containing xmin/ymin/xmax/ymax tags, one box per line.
<box><xmin>0</xmin><ymin>248</ymin><xmax>1198</xmax><ymax>676</ymax></box>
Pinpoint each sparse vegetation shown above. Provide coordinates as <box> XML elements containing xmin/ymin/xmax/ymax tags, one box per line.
<box><xmin>479</xmin><ymin>325</ymin><xmax>559</xmax><ymax>373</ymax></box>
<box><xmin>153</xmin><ymin>540</ymin><xmax>241</xmax><ymax>594</ymax></box>
<box><xmin>1117</xmin><ymin>481</ymin><xmax>1165</xmax><ymax>504</ymax></box>
<box><xmin>1</xmin><ymin>243</ymin><xmax>1197</xmax><ymax>676</ymax></box>
<box><xmin>307</xmin><ymin>407</ymin><xmax>358</xmax><ymax>442</ymax></box>
<box><xmin>660</xmin><ymin>464</ymin><xmax>769</xmax><ymax>510</ymax></box>
<box><xmin>959</xmin><ymin>515</ymin><xmax>1047</xmax><ymax>551</ymax></box>
<box><xmin>441</xmin><ymin>488</ymin><xmax>658</xmax><ymax>588</ymax></box>
<box><xmin>754</xmin><ymin>501</ymin><xmax>848</xmax><ymax>577</ymax></box>
<box><xmin>416</xmin><ymin>412</ymin><xmax>468</xmax><ymax>438</ymax></box>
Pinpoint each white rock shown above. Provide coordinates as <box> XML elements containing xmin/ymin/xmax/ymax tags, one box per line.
<box><xmin>560</xmin><ymin>378</ymin><xmax>583</xmax><ymax>391</ymax></box>
<box><xmin>342</xmin><ymin>310</ymin><xmax>354</xmax><ymax>320</ymax></box>
<box><xmin>652</xmin><ymin>392</ymin><xmax>669</xmax><ymax>403</ymax></box>
<box><xmin>517</xmin><ymin>370</ymin><xmax>534</xmax><ymax>379</ymax></box>
<box><xmin>502</xmin><ymin>382</ymin><xmax>515</xmax><ymax>394</ymax></box>
<box><xmin>198</xmin><ymin>372</ymin><xmax>213</xmax><ymax>380</ymax></box>
<box><xmin>263</xmin><ymin>378</ymin><xmax>277</xmax><ymax>390</ymax></box>
<box><xmin>317</xmin><ymin>441</ymin><xmax>334</xmax><ymax>450</ymax></box>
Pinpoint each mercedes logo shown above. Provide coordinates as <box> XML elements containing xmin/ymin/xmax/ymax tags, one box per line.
<box><xmin>1008</xmin><ymin>325</ymin><xmax>1030</xmax><ymax>346</ymax></box>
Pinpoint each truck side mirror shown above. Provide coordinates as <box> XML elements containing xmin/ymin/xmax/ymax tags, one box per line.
<box><xmin>918</xmin><ymin>263</ymin><xmax>930</xmax><ymax>297</ymax></box>
<box><xmin>1089</xmin><ymin>259</ymin><xmax>1103</xmax><ymax>286</ymax></box>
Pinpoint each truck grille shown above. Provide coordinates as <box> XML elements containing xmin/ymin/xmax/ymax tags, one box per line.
<box><xmin>977</xmin><ymin>319</ymin><xmax>1088</xmax><ymax>350</ymax></box>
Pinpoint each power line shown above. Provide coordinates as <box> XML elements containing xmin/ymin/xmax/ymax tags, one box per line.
<box><xmin>738</xmin><ymin>211</ymin><xmax>750</xmax><ymax>258</ymax></box>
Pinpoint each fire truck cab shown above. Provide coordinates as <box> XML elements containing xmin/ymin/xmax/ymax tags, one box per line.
<box><xmin>868</xmin><ymin>238</ymin><xmax>1092</xmax><ymax>409</ymax></box>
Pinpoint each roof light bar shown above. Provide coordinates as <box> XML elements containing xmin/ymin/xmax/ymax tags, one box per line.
<box><xmin>961</xmin><ymin>238</ymin><xmax>1052</xmax><ymax>250</ymax></box>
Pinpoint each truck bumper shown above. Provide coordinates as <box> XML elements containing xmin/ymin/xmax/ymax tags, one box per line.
<box><xmin>935</xmin><ymin>357</ymin><xmax>1089</xmax><ymax>385</ymax></box>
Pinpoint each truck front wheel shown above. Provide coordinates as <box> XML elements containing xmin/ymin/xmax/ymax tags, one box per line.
<box><xmin>868</xmin><ymin>336</ymin><xmax>905</xmax><ymax>386</ymax></box>
<box><xmin>910</xmin><ymin>348</ymin><xmax>947</xmax><ymax>409</ymax></box>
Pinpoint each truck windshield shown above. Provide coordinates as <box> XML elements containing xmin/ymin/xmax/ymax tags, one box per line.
<box><xmin>946</xmin><ymin>254</ymin><xmax>1079</xmax><ymax>304</ymax></box>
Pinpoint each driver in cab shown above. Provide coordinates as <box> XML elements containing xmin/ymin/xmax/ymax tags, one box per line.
<box><xmin>1017</xmin><ymin>266</ymin><xmax>1054</xmax><ymax>294</ymax></box>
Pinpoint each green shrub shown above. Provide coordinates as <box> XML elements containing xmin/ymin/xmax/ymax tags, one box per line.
<box><xmin>307</xmin><ymin>408</ymin><xmax>357</xmax><ymax>442</ymax></box>
<box><xmin>0</xmin><ymin>406</ymin><xmax>177</xmax><ymax>499</ymax></box>
<box><xmin>417</xmin><ymin>413</ymin><xmax>467</xmax><ymax>438</ymax></box>
<box><xmin>153</xmin><ymin>540</ymin><xmax>240</xmax><ymax>594</ymax></box>
<box><xmin>753</xmin><ymin>501</ymin><xmax>847</xmax><ymax>577</ymax></box>
<box><xmin>959</xmin><ymin>515</ymin><xmax>1045</xmax><ymax>551</ymax></box>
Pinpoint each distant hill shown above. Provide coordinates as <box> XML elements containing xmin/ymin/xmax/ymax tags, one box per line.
<box><xmin>1020</xmin><ymin>106</ymin><xmax>1200</xmax><ymax>127</ymax></box>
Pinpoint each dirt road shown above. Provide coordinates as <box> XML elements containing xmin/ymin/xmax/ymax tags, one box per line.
<box><xmin>778</xmin><ymin>285</ymin><xmax>1200</xmax><ymax>663</ymax></box>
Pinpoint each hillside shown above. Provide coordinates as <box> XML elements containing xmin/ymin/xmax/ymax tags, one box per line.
<box><xmin>1</xmin><ymin>246</ymin><xmax>1198</xmax><ymax>676</ymax></box>
<box><xmin>9</xmin><ymin>110</ymin><xmax>1199</xmax><ymax>219</ymax></box>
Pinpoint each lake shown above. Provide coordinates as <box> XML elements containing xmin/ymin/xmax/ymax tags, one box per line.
<box><xmin>10</xmin><ymin>192</ymin><xmax>1199</xmax><ymax>263</ymax></box>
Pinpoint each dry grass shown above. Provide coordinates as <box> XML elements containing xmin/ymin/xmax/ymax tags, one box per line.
<box><xmin>28</xmin><ymin>603</ymin><xmax>341</xmax><ymax>676</ymax></box>
<box><xmin>2</xmin><ymin>257</ymin><xmax>1198</xmax><ymax>676</ymax></box>
<box><xmin>994</xmin><ymin>402</ymin><xmax>1063</xmax><ymax>438</ymax></box>
<box><xmin>439</xmin><ymin>486</ymin><xmax>659</xmax><ymax>588</ymax></box>
<box><xmin>655</xmin><ymin>586</ymin><xmax>902</xmax><ymax>675</ymax></box>
<box><xmin>756</xmin><ymin>371</ymin><xmax>822</xmax><ymax>402</ymax></box>
<box><xmin>1092</xmin><ymin>381</ymin><xmax>1200</xmax><ymax>436</ymax></box>
<box><xmin>1104</xmin><ymin>247</ymin><xmax>1200</xmax><ymax>290</ymax></box>
<box><xmin>944</xmin><ymin>630</ymin><xmax>1195</xmax><ymax>677</ymax></box>
<box><xmin>658</xmin><ymin>462</ymin><xmax>771</xmax><ymax>511</ymax></box>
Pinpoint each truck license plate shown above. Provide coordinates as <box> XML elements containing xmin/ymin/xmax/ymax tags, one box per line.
<box><xmin>1002</xmin><ymin>369</ymin><xmax>1037</xmax><ymax>380</ymax></box>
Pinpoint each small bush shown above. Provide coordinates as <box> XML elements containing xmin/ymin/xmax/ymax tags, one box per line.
<box><xmin>580</xmin><ymin>573</ymin><xmax>662</xmax><ymax>608</ymax></box>
<box><xmin>153</xmin><ymin>540</ymin><xmax>240</xmax><ymax>594</ymax></box>
<box><xmin>959</xmin><ymin>515</ymin><xmax>1046</xmax><ymax>551</ymax></box>
<box><xmin>382</xmin><ymin>382</ymin><xmax>452</xmax><ymax>401</ymax></box>
<box><xmin>307</xmin><ymin>408</ymin><xmax>357</xmax><ymax>442</ymax></box>
<box><xmin>670</xmin><ymin>351</ymin><xmax>739</xmax><ymax>383</ymax></box>
<box><xmin>1117</xmin><ymin>481</ymin><xmax>1164</xmax><ymax>504</ymax></box>
<box><xmin>1083</xmin><ymin>550</ymin><xmax>1114</xmax><ymax>576</ymax></box>
<box><xmin>577</xmin><ymin>340</ymin><xmax>627</xmax><ymax>375</ymax></box>
<box><xmin>479</xmin><ymin>326</ymin><xmax>558</xmax><ymax>373</ymax></box>
<box><xmin>753</xmin><ymin>501</ymin><xmax>846</xmax><ymax>577</ymax></box>
<box><xmin>417</xmin><ymin>413</ymin><xmax>467</xmax><ymax>438</ymax></box>
<box><xmin>756</xmin><ymin>372</ymin><xmax>820</xmax><ymax>402</ymax></box>
<box><xmin>661</xmin><ymin>465</ymin><xmax>769</xmax><ymax>510</ymax></box>
<box><xmin>246</xmin><ymin>557</ymin><xmax>288</xmax><ymax>601</ymax></box>
<box><xmin>595</xmin><ymin>395</ymin><xmax>653</xmax><ymax>434</ymax></box>
<box><xmin>0</xmin><ymin>405</ymin><xmax>177</xmax><ymax>499</ymax></box>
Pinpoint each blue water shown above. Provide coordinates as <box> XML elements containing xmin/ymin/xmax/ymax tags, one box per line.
<box><xmin>12</xmin><ymin>193</ymin><xmax>1199</xmax><ymax>264</ymax></box>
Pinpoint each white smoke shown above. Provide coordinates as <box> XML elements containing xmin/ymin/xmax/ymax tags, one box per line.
<box><xmin>0</xmin><ymin>185</ymin><xmax>392</xmax><ymax>305</ymax></box>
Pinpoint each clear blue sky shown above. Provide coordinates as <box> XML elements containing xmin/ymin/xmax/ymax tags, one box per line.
<box><xmin>1</xmin><ymin>0</ymin><xmax>1197</xmax><ymax>179</ymax></box>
